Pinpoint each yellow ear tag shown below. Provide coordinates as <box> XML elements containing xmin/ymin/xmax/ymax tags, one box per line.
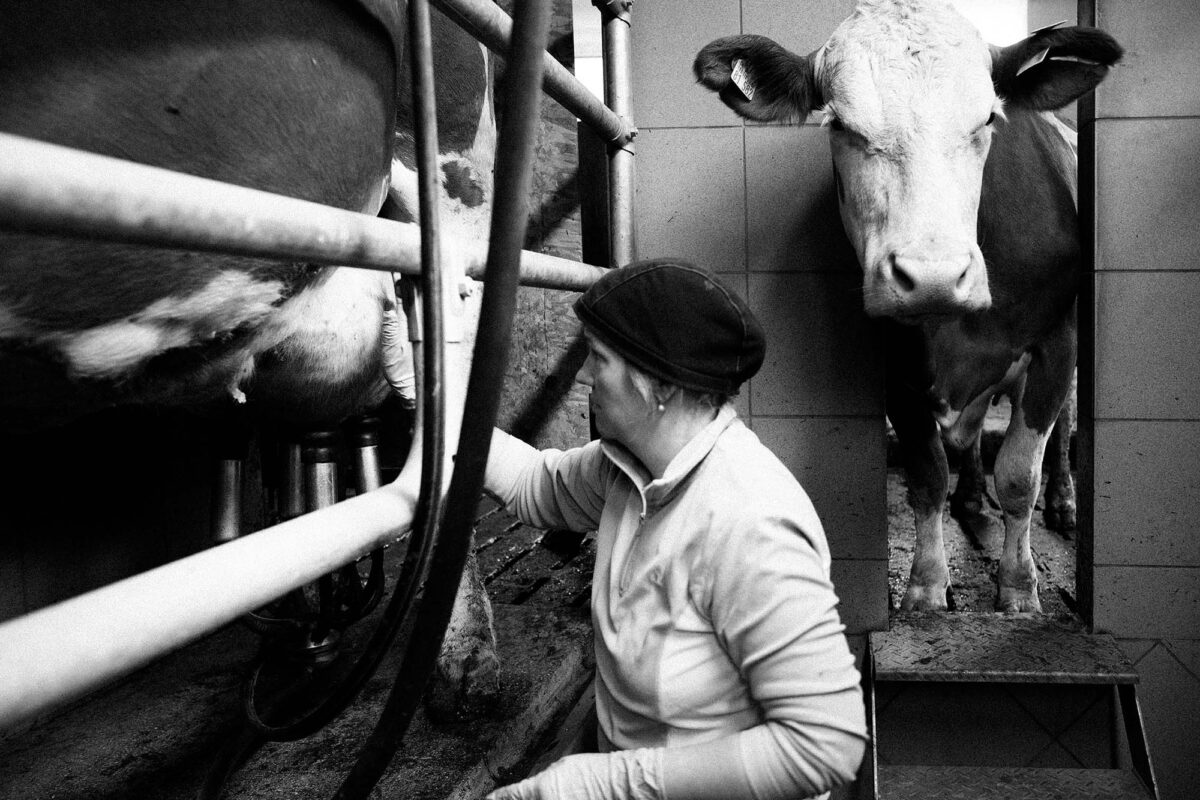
<box><xmin>731</xmin><ymin>58</ymin><xmax>756</xmax><ymax>101</ymax></box>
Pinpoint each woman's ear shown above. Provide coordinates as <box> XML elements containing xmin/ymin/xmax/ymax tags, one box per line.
<box><xmin>652</xmin><ymin>382</ymin><xmax>679</xmax><ymax>409</ymax></box>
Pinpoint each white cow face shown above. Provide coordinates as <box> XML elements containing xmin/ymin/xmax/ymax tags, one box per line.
<box><xmin>695</xmin><ymin>1</ymin><xmax>1123</xmax><ymax>321</ymax></box>
<box><xmin>817</xmin><ymin>6</ymin><xmax>998</xmax><ymax>319</ymax></box>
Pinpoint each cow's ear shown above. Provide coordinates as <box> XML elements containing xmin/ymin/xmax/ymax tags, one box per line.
<box><xmin>694</xmin><ymin>35</ymin><xmax>820</xmax><ymax>123</ymax></box>
<box><xmin>992</xmin><ymin>26</ymin><xmax>1123</xmax><ymax>111</ymax></box>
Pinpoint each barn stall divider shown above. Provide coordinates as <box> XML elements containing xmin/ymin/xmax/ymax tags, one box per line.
<box><xmin>0</xmin><ymin>0</ymin><xmax>636</xmax><ymax>796</ymax></box>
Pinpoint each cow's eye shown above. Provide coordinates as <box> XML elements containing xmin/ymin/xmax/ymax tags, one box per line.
<box><xmin>829</xmin><ymin>117</ymin><xmax>845</xmax><ymax>132</ymax></box>
<box><xmin>986</xmin><ymin>111</ymin><xmax>996</xmax><ymax>126</ymax></box>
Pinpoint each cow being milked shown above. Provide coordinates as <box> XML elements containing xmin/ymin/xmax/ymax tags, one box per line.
<box><xmin>695</xmin><ymin>0</ymin><xmax>1122</xmax><ymax>612</ymax></box>
<box><xmin>0</xmin><ymin>0</ymin><xmax>499</xmax><ymax>716</ymax></box>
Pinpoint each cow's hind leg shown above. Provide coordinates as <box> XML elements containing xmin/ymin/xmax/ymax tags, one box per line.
<box><xmin>425</xmin><ymin>550</ymin><xmax>501</xmax><ymax>721</ymax></box>
<box><xmin>1042</xmin><ymin>377</ymin><xmax>1076</xmax><ymax>531</ymax></box>
<box><xmin>950</xmin><ymin>432</ymin><xmax>989</xmax><ymax>521</ymax></box>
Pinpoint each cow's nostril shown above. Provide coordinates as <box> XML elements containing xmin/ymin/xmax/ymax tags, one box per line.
<box><xmin>890</xmin><ymin>255</ymin><xmax>917</xmax><ymax>293</ymax></box>
<box><xmin>955</xmin><ymin>262</ymin><xmax>972</xmax><ymax>289</ymax></box>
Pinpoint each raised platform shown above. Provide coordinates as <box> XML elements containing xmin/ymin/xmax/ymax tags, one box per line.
<box><xmin>865</xmin><ymin>612</ymin><xmax>1157</xmax><ymax>800</ymax></box>
<box><xmin>872</xmin><ymin>612</ymin><xmax>1138</xmax><ymax>684</ymax></box>
<box><xmin>877</xmin><ymin>766</ymin><xmax>1152</xmax><ymax>800</ymax></box>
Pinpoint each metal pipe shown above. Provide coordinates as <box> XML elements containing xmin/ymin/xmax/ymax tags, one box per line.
<box><xmin>429</xmin><ymin>0</ymin><xmax>632</xmax><ymax>146</ymax></box>
<box><xmin>0</xmin><ymin>0</ymin><xmax>618</xmax><ymax>737</ymax></box>
<box><xmin>596</xmin><ymin>0</ymin><xmax>637</xmax><ymax>266</ymax></box>
<box><xmin>0</xmin><ymin>484</ymin><xmax>421</xmax><ymax>730</ymax></box>
<box><xmin>223</xmin><ymin>0</ymin><xmax>459</xmax><ymax>749</ymax></box>
<box><xmin>0</xmin><ymin>133</ymin><xmax>606</xmax><ymax>292</ymax></box>
<box><xmin>333</xmin><ymin>0</ymin><xmax>553</xmax><ymax>794</ymax></box>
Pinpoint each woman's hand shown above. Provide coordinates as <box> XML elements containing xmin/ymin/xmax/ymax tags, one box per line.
<box><xmin>486</xmin><ymin>750</ymin><xmax>664</xmax><ymax>800</ymax></box>
<box><xmin>381</xmin><ymin>299</ymin><xmax>416</xmax><ymax>409</ymax></box>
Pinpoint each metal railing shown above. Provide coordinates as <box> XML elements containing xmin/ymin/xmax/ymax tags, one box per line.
<box><xmin>0</xmin><ymin>0</ymin><xmax>635</xmax><ymax>740</ymax></box>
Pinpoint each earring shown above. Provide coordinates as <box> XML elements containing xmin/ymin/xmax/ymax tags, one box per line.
<box><xmin>656</xmin><ymin>402</ymin><xmax>665</xmax><ymax>413</ymax></box>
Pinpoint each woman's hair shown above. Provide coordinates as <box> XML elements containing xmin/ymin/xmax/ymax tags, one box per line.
<box><xmin>626</xmin><ymin>360</ymin><xmax>731</xmax><ymax>411</ymax></box>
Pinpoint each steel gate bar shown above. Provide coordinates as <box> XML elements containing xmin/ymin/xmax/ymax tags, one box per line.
<box><xmin>0</xmin><ymin>133</ymin><xmax>605</xmax><ymax>292</ymax></box>
<box><xmin>431</xmin><ymin>0</ymin><xmax>638</xmax><ymax>267</ymax></box>
<box><xmin>595</xmin><ymin>0</ymin><xmax>637</xmax><ymax>266</ymax></box>
<box><xmin>332</xmin><ymin>0</ymin><xmax>554</xmax><ymax>791</ymax></box>
<box><xmin>430</xmin><ymin>0</ymin><xmax>633</xmax><ymax>147</ymax></box>
<box><xmin>0</xmin><ymin>0</ymin><xmax>623</xmax><ymax>736</ymax></box>
<box><xmin>0</xmin><ymin>478</ymin><xmax>424</xmax><ymax>730</ymax></box>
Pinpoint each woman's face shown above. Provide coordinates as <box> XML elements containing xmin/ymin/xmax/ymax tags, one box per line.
<box><xmin>577</xmin><ymin>332</ymin><xmax>653</xmax><ymax>446</ymax></box>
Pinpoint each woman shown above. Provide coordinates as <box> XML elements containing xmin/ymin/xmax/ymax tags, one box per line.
<box><xmin>486</xmin><ymin>259</ymin><xmax>867</xmax><ymax>800</ymax></box>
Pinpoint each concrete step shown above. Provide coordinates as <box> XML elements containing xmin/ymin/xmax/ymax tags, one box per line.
<box><xmin>877</xmin><ymin>765</ymin><xmax>1153</xmax><ymax>799</ymax></box>
<box><xmin>871</xmin><ymin>612</ymin><xmax>1137</xmax><ymax>684</ymax></box>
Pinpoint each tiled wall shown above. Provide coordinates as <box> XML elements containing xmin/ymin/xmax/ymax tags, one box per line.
<box><xmin>630</xmin><ymin>0</ymin><xmax>1198</xmax><ymax>793</ymax></box>
<box><xmin>1082</xmin><ymin>2</ymin><xmax>1200</xmax><ymax>798</ymax></box>
<box><xmin>630</xmin><ymin>0</ymin><xmax>889</xmax><ymax>636</ymax></box>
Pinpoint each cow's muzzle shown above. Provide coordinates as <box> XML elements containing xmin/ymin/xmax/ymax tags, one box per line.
<box><xmin>864</xmin><ymin>245</ymin><xmax>991</xmax><ymax>318</ymax></box>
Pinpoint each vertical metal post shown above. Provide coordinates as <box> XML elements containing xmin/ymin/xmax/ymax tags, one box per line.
<box><xmin>595</xmin><ymin>0</ymin><xmax>636</xmax><ymax>267</ymax></box>
<box><xmin>211</xmin><ymin>459</ymin><xmax>243</xmax><ymax>544</ymax></box>
<box><xmin>281</xmin><ymin>440</ymin><xmax>306</xmax><ymax>521</ymax></box>
<box><xmin>211</xmin><ymin>423</ymin><xmax>250</xmax><ymax>544</ymax></box>
<box><xmin>347</xmin><ymin>416</ymin><xmax>383</xmax><ymax>494</ymax></box>
<box><xmin>302</xmin><ymin>431</ymin><xmax>340</xmax><ymax>513</ymax></box>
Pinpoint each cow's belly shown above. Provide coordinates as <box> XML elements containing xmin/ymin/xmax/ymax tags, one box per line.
<box><xmin>0</xmin><ymin>0</ymin><xmax>397</xmax><ymax>428</ymax></box>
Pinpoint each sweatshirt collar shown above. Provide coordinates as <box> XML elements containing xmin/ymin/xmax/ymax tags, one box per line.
<box><xmin>600</xmin><ymin>404</ymin><xmax>738</xmax><ymax>512</ymax></box>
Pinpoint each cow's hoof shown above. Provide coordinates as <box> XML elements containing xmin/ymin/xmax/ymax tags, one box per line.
<box><xmin>900</xmin><ymin>584</ymin><xmax>950</xmax><ymax>612</ymax></box>
<box><xmin>949</xmin><ymin>490</ymin><xmax>984</xmax><ymax>521</ymax></box>
<box><xmin>996</xmin><ymin>587</ymin><xmax>1042</xmax><ymax>613</ymax></box>
<box><xmin>1043</xmin><ymin>501</ymin><xmax>1077</xmax><ymax>532</ymax></box>
<box><xmin>425</xmin><ymin>646</ymin><xmax>502</xmax><ymax>723</ymax></box>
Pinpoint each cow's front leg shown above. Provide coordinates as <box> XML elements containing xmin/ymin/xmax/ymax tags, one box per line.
<box><xmin>993</xmin><ymin>403</ymin><xmax>1051</xmax><ymax>613</ymax></box>
<box><xmin>425</xmin><ymin>550</ymin><xmax>501</xmax><ymax>721</ymax></box>
<box><xmin>890</xmin><ymin>393</ymin><xmax>952</xmax><ymax>610</ymax></box>
<box><xmin>902</xmin><ymin>451</ymin><xmax>952</xmax><ymax>612</ymax></box>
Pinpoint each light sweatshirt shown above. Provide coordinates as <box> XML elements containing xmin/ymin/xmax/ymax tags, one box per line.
<box><xmin>485</xmin><ymin>405</ymin><xmax>867</xmax><ymax>800</ymax></box>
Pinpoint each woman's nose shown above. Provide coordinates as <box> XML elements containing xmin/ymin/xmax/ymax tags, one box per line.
<box><xmin>576</xmin><ymin>358</ymin><xmax>594</xmax><ymax>387</ymax></box>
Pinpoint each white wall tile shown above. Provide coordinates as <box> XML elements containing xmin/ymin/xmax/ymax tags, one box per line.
<box><xmin>1093</xmin><ymin>272</ymin><xmax>1200</xmax><ymax>420</ymax></box>
<box><xmin>631</xmin><ymin>0</ymin><xmax>744</xmax><ymax>129</ymax></box>
<box><xmin>1094</xmin><ymin>566</ymin><xmax>1200</xmax><ymax>640</ymax></box>
<box><xmin>1094</xmin><ymin>0</ymin><xmax>1200</xmax><ymax>119</ymax></box>
<box><xmin>754</xmin><ymin>416</ymin><xmax>887</xmax><ymax>561</ymax></box>
<box><xmin>1094</xmin><ymin>421</ymin><xmax>1200</xmax><ymax>567</ymax></box>
<box><xmin>1095</xmin><ymin>118</ymin><xmax>1200</xmax><ymax>273</ymax></box>
<box><xmin>633</xmin><ymin>126</ymin><xmax>746</xmax><ymax>273</ymax></box>
<box><xmin>745</xmin><ymin>126</ymin><xmax>859</xmax><ymax>274</ymax></box>
<box><xmin>749</xmin><ymin>272</ymin><xmax>885</xmax><ymax>417</ymax></box>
